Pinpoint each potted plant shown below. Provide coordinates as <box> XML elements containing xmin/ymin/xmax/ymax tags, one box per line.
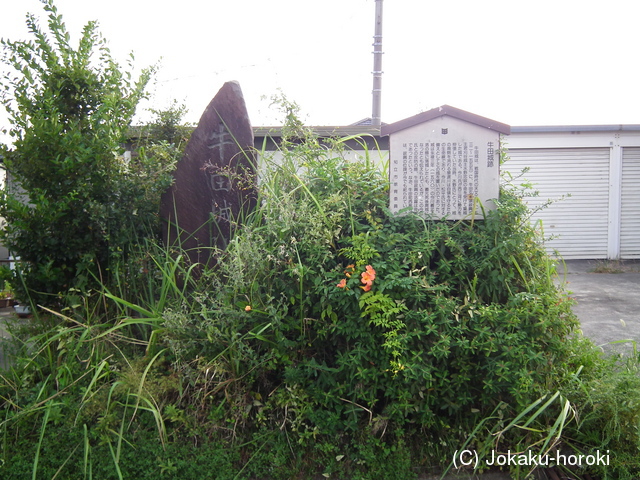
<box><xmin>13</xmin><ymin>304</ymin><xmax>30</xmax><ymax>317</ymax></box>
<box><xmin>0</xmin><ymin>281</ymin><xmax>14</xmax><ymax>308</ymax></box>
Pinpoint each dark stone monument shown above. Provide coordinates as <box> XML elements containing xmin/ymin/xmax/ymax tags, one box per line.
<box><xmin>161</xmin><ymin>81</ymin><xmax>256</xmax><ymax>266</ymax></box>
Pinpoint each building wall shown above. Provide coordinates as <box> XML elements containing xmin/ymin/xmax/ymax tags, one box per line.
<box><xmin>503</xmin><ymin>127</ymin><xmax>640</xmax><ymax>260</ymax></box>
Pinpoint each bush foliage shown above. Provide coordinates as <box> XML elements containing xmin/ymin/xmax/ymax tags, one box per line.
<box><xmin>0</xmin><ymin>0</ymin><xmax>173</xmax><ymax>305</ymax></box>
<box><xmin>163</xmin><ymin>119</ymin><xmax>582</xmax><ymax>447</ymax></box>
<box><xmin>2</xmin><ymin>5</ymin><xmax>639</xmax><ymax>479</ymax></box>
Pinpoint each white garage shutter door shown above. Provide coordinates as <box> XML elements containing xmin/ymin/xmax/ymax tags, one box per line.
<box><xmin>621</xmin><ymin>147</ymin><xmax>640</xmax><ymax>258</ymax></box>
<box><xmin>503</xmin><ymin>148</ymin><xmax>610</xmax><ymax>259</ymax></box>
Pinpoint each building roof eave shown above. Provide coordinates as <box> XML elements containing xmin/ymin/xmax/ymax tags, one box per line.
<box><xmin>380</xmin><ymin>105</ymin><xmax>511</xmax><ymax>136</ymax></box>
<box><xmin>511</xmin><ymin>124</ymin><xmax>640</xmax><ymax>133</ymax></box>
<box><xmin>253</xmin><ymin>125</ymin><xmax>382</xmax><ymax>138</ymax></box>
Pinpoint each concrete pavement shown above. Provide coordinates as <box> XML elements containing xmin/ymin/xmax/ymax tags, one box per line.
<box><xmin>558</xmin><ymin>259</ymin><xmax>640</xmax><ymax>354</ymax></box>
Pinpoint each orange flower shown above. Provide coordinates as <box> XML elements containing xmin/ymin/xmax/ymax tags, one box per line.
<box><xmin>362</xmin><ymin>265</ymin><xmax>376</xmax><ymax>282</ymax></box>
<box><xmin>344</xmin><ymin>264</ymin><xmax>355</xmax><ymax>278</ymax></box>
<box><xmin>245</xmin><ymin>305</ymin><xmax>252</xmax><ymax>312</ymax></box>
<box><xmin>360</xmin><ymin>265</ymin><xmax>376</xmax><ymax>291</ymax></box>
<box><xmin>336</xmin><ymin>278</ymin><xmax>347</xmax><ymax>288</ymax></box>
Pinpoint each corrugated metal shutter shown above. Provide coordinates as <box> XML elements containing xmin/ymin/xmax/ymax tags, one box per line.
<box><xmin>503</xmin><ymin>148</ymin><xmax>610</xmax><ymax>259</ymax></box>
<box><xmin>621</xmin><ymin>147</ymin><xmax>640</xmax><ymax>258</ymax></box>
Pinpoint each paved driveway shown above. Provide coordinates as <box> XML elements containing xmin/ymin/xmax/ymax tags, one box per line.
<box><xmin>560</xmin><ymin>260</ymin><xmax>640</xmax><ymax>354</ymax></box>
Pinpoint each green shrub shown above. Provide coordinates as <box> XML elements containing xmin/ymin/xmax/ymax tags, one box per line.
<box><xmin>0</xmin><ymin>0</ymin><xmax>174</xmax><ymax>306</ymax></box>
<box><xmin>158</xmin><ymin>106</ymin><xmax>579</xmax><ymax>456</ymax></box>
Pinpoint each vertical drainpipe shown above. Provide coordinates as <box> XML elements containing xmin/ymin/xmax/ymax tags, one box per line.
<box><xmin>608</xmin><ymin>138</ymin><xmax>622</xmax><ymax>260</ymax></box>
<box><xmin>372</xmin><ymin>0</ymin><xmax>383</xmax><ymax>127</ymax></box>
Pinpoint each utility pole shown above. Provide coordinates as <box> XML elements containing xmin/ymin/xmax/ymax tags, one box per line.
<box><xmin>371</xmin><ymin>0</ymin><xmax>383</xmax><ymax>126</ymax></box>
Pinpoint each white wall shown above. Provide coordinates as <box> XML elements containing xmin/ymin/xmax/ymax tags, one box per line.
<box><xmin>503</xmin><ymin>127</ymin><xmax>640</xmax><ymax>259</ymax></box>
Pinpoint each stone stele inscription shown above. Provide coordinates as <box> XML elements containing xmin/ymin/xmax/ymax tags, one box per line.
<box><xmin>160</xmin><ymin>81</ymin><xmax>256</xmax><ymax>267</ymax></box>
<box><xmin>389</xmin><ymin>116</ymin><xmax>500</xmax><ymax>220</ymax></box>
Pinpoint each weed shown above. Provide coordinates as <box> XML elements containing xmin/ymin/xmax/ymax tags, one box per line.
<box><xmin>590</xmin><ymin>259</ymin><xmax>640</xmax><ymax>274</ymax></box>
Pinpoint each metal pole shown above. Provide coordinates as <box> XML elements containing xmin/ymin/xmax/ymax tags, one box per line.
<box><xmin>372</xmin><ymin>0</ymin><xmax>383</xmax><ymax>126</ymax></box>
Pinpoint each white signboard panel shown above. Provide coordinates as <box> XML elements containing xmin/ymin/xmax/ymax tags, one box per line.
<box><xmin>389</xmin><ymin>116</ymin><xmax>500</xmax><ymax>219</ymax></box>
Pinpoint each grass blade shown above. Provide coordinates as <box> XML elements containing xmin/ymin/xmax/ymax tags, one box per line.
<box><xmin>32</xmin><ymin>401</ymin><xmax>53</xmax><ymax>480</ymax></box>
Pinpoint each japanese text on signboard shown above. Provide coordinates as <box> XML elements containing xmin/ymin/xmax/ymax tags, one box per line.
<box><xmin>391</xmin><ymin>142</ymin><xmax>480</xmax><ymax>216</ymax></box>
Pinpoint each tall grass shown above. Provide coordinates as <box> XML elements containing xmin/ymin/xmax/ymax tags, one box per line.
<box><xmin>0</xmin><ymin>230</ymin><xmax>204</xmax><ymax>477</ymax></box>
<box><xmin>2</xmin><ymin>107</ymin><xmax>639</xmax><ymax>479</ymax></box>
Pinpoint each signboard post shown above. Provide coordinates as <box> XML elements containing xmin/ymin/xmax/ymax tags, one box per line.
<box><xmin>382</xmin><ymin>105</ymin><xmax>510</xmax><ymax>219</ymax></box>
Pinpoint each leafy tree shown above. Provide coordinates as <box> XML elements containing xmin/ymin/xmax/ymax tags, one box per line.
<box><xmin>0</xmin><ymin>0</ymin><xmax>170</xmax><ymax>305</ymax></box>
<box><xmin>141</xmin><ymin>100</ymin><xmax>192</xmax><ymax>148</ymax></box>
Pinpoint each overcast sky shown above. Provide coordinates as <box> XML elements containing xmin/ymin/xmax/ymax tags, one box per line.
<box><xmin>2</xmin><ymin>0</ymin><xmax>640</xmax><ymax>136</ymax></box>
